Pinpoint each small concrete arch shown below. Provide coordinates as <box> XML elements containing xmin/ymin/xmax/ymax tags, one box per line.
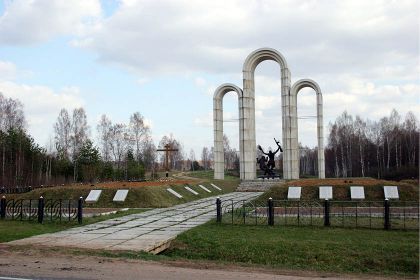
<box><xmin>291</xmin><ymin>78</ymin><xmax>325</xmax><ymax>179</ymax></box>
<box><xmin>241</xmin><ymin>47</ymin><xmax>294</xmax><ymax>180</ymax></box>
<box><xmin>213</xmin><ymin>83</ymin><xmax>244</xmax><ymax>180</ymax></box>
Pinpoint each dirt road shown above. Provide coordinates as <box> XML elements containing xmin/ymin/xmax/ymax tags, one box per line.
<box><xmin>0</xmin><ymin>246</ymin><xmax>407</xmax><ymax>280</ymax></box>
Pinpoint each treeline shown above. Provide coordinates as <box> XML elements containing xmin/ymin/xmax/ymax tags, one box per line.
<box><xmin>300</xmin><ymin>109</ymin><xmax>419</xmax><ymax>180</ymax></box>
<box><xmin>0</xmin><ymin>92</ymin><xmax>190</xmax><ymax>187</ymax></box>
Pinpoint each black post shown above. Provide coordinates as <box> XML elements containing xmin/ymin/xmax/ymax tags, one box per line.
<box><xmin>0</xmin><ymin>196</ymin><xmax>6</xmax><ymax>219</ymax></box>
<box><xmin>268</xmin><ymin>197</ymin><xmax>274</xmax><ymax>226</ymax></box>
<box><xmin>324</xmin><ymin>199</ymin><xmax>330</xmax><ymax>226</ymax></box>
<box><xmin>384</xmin><ymin>199</ymin><xmax>390</xmax><ymax>230</ymax></box>
<box><xmin>77</xmin><ymin>197</ymin><xmax>83</xmax><ymax>224</ymax></box>
<box><xmin>216</xmin><ymin>197</ymin><xmax>222</xmax><ymax>223</ymax></box>
<box><xmin>37</xmin><ymin>196</ymin><xmax>44</xmax><ymax>224</ymax></box>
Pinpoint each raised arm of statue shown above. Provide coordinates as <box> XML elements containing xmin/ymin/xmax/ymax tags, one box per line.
<box><xmin>258</xmin><ymin>145</ymin><xmax>268</xmax><ymax>155</ymax></box>
<box><xmin>274</xmin><ymin>138</ymin><xmax>283</xmax><ymax>153</ymax></box>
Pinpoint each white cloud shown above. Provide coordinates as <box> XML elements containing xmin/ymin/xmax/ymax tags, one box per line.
<box><xmin>194</xmin><ymin>77</ymin><xmax>207</xmax><ymax>87</ymax></box>
<box><xmin>63</xmin><ymin>0</ymin><xmax>418</xmax><ymax>81</ymax></box>
<box><xmin>0</xmin><ymin>81</ymin><xmax>85</xmax><ymax>144</ymax></box>
<box><xmin>0</xmin><ymin>60</ymin><xmax>17</xmax><ymax>80</ymax></box>
<box><xmin>0</xmin><ymin>0</ymin><xmax>102</xmax><ymax>45</ymax></box>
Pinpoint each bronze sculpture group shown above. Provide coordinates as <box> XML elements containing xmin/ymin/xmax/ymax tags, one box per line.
<box><xmin>257</xmin><ymin>138</ymin><xmax>283</xmax><ymax>178</ymax></box>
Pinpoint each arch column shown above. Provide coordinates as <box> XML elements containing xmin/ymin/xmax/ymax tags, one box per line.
<box><xmin>291</xmin><ymin>79</ymin><xmax>325</xmax><ymax>179</ymax></box>
<box><xmin>213</xmin><ymin>84</ymin><xmax>244</xmax><ymax>180</ymax></box>
<box><xmin>242</xmin><ymin>48</ymin><xmax>292</xmax><ymax>180</ymax></box>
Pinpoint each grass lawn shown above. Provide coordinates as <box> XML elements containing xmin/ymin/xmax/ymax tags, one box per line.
<box><xmin>0</xmin><ymin>209</ymin><xmax>146</xmax><ymax>243</ymax></box>
<box><xmin>165</xmin><ymin>222</ymin><xmax>419</xmax><ymax>276</ymax></box>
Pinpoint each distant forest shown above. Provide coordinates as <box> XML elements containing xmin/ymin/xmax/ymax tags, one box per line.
<box><xmin>0</xmin><ymin>92</ymin><xmax>418</xmax><ymax>188</ymax></box>
<box><xmin>300</xmin><ymin>110</ymin><xmax>419</xmax><ymax>180</ymax></box>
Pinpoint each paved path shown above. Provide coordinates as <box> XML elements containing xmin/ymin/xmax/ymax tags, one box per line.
<box><xmin>9</xmin><ymin>192</ymin><xmax>262</xmax><ymax>253</ymax></box>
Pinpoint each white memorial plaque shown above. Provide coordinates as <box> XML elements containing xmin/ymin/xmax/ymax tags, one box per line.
<box><xmin>319</xmin><ymin>186</ymin><xmax>333</xmax><ymax>200</ymax></box>
<box><xmin>383</xmin><ymin>186</ymin><xmax>399</xmax><ymax>199</ymax></box>
<box><xmin>184</xmin><ymin>186</ymin><xmax>199</xmax><ymax>195</ymax></box>
<box><xmin>350</xmin><ymin>186</ymin><xmax>365</xmax><ymax>200</ymax></box>
<box><xmin>167</xmin><ymin>188</ymin><xmax>183</xmax><ymax>199</ymax></box>
<box><xmin>287</xmin><ymin>186</ymin><xmax>301</xmax><ymax>200</ymax></box>
<box><xmin>113</xmin><ymin>189</ymin><xmax>129</xmax><ymax>202</ymax></box>
<box><xmin>198</xmin><ymin>185</ymin><xmax>211</xmax><ymax>193</ymax></box>
<box><xmin>85</xmin><ymin>189</ymin><xmax>102</xmax><ymax>203</ymax></box>
<box><xmin>210</xmin><ymin>183</ymin><xmax>222</xmax><ymax>191</ymax></box>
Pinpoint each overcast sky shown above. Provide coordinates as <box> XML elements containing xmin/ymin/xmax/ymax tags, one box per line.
<box><xmin>0</xmin><ymin>0</ymin><xmax>418</xmax><ymax>156</ymax></box>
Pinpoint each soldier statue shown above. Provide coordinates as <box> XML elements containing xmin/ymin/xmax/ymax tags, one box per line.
<box><xmin>257</xmin><ymin>138</ymin><xmax>283</xmax><ymax>178</ymax></box>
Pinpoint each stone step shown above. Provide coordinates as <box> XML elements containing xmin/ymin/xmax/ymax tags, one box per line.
<box><xmin>237</xmin><ymin>179</ymin><xmax>285</xmax><ymax>192</ymax></box>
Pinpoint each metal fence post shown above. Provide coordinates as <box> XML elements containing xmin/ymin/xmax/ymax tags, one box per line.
<box><xmin>77</xmin><ymin>197</ymin><xmax>83</xmax><ymax>224</ymax></box>
<box><xmin>0</xmin><ymin>196</ymin><xmax>6</xmax><ymax>219</ymax></box>
<box><xmin>216</xmin><ymin>197</ymin><xmax>222</xmax><ymax>223</ymax></box>
<box><xmin>268</xmin><ymin>197</ymin><xmax>274</xmax><ymax>226</ymax></box>
<box><xmin>37</xmin><ymin>196</ymin><xmax>44</xmax><ymax>224</ymax></box>
<box><xmin>384</xmin><ymin>199</ymin><xmax>390</xmax><ymax>230</ymax></box>
<box><xmin>324</xmin><ymin>199</ymin><xmax>330</xmax><ymax>226</ymax></box>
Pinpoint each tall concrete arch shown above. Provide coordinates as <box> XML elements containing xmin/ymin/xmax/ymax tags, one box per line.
<box><xmin>291</xmin><ymin>79</ymin><xmax>325</xmax><ymax>179</ymax></box>
<box><xmin>242</xmin><ymin>48</ymin><xmax>294</xmax><ymax>180</ymax></box>
<box><xmin>213</xmin><ymin>83</ymin><xmax>244</xmax><ymax>180</ymax></box>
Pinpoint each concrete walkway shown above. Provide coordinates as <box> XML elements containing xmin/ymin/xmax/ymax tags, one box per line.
<box><xmin>9</xmin><ymin>192</ymin><xmax>262</xmax><ymax>254</ymax></box>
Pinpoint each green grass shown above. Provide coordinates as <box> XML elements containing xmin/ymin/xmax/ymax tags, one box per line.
<box><xmin>0</xmin><ymin>209</ymin><xmax>146</xmax><ymax>243</ymax></box>
<box><xmin>184</xmin><ymin>170</ymin><xmax>240</xmax><ymax>182</ymax></box>
<box><xmin>165</xmin><ymin>222</ymin><xmax>419</xmax><ymax>276</ymax></box>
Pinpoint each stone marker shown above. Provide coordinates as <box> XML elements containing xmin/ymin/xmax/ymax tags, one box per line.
<box><xmin>319</xmin><ymin>186</ymin><xmax>333</xmax><ymax>200</ymax></box>
<box><xmin>85</xmin><ymin>190</ymin><xmax>102</xmax><ymax>203</ymax></box>
<box><xmin>383</xmin><ymin>186</ymin><xmax>399</xmax><ymax>199</ymax></box>
<box><xmin>287</xmin><ymin>186</ymin><xmax>301</xmax><ymax>200</ymax></box>
<box><xmin>198</xmin><ymin>185</ymin><xmax>211</xmax><ymax>193</ymax></box>
<box><xmin>210</xmin><ymin>183</ymin><xmax>222</xmax><ymax>191</ymax></box>
<box><xmin>184</xmin><ymin>186</ymin><xmax>199</xmax><ymax>195</ymax></box>
<box><xmin>350</xmin><ymin>186</ymin><xmax>365</xmax><ymax>200</ymax></box>
<box><xmin>113</xmin><ymin>189</ymin><xmax>129</xmax><ymax>202</ymax></box>
<box><xmin>167</xmin><ymin>188</ymin><xmax>183</xmax><ymax>199</ymax></box>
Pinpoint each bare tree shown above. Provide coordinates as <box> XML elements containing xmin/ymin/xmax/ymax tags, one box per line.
<box><xmin>109</xmin><ymin>123</ymin><xmax>127</xmax><ymax>169</ymax></box>
<box><xmin>141</xmin><ymin>137</ymin><xmax>156</xmax><ymax>171</ymax></box>
<box><xmin>71</xmin><ymin>108</ymin><xmax>89</xmax><ymax>181</ymax></box>
<box><xmin>404</xmin><ymin>111</ymin><xmax>418</xmax><ymax>167</ymax></box>
<box><xmin>129</xmin><ymin>112</ymin><xmax>149</xmax><ymax>163</ymax></box>
<box><xmin>201</xmin><ymin>147</ymin><xmax>210</xmax><ymax>170</ymax></box>
<box><xmin>97</xmin><ymin>114</ymin><xmax>112</xmax><ymax>161</ymax></box>
<box><xmin>54</xmin><ymin>109</ymin><xmax>72</xmax><ymax>159</ymax></box>
<box><xmin>354</xmin><ymin>116</ymin><xmax>367</xmax><ymax>177</ymax></box>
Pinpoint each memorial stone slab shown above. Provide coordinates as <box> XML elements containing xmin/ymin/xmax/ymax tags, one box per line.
<box><xmin>210</xmin><ymin>183</ymin><xmax>222</xmax><ymax>191</ymax></box>
<box><xmin>198</xmin><ymin>185</ymin><xmax>211</xmax><ymax>193</ymax></box>
<box><xmin>350</xmin><ymin>186</ymin><xmax>365</xmax><ymax>200</ymax></box>
<box><xmin>113</xmin><ymin>189</ymin><xmax>129</xmax><ymax>202</ymax></box>
<box><xmin>319</xmin><ymin>186</ymin><xmax>333</xmax><ymax>200</ymax></box>
<box><xmin>287</xmin><ymin>186</ymin><xmax>301</xmax><ymax>200</ymax></box>
<box><xmin>184</xmin><ymin>186</ymin><xmax>199</xmax><ymax>195</ymax></box>
<box><xmin>383</xmin><ymin>186</ymin><xmax>399</xmax><ymax>199</ymax></box>
<box><xmin>167</xmin><ymin>188</ymin><xmax>183</xmax><ymax>199</ymax></box>
<box><xmin>85</xmin><ymin>189</ymin><xmax>102</xmax><ymax>203</ymax></box>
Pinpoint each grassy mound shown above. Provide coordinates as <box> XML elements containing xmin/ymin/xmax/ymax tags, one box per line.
<box><xmin>257</xmin><ymin>178</ymin><xmax>418</xmax><ymax>202</ymax></box>
<box><xmin>6</xmin><ymin>179</ymin><xmax>237</xmax><ymax>208</ymax></box>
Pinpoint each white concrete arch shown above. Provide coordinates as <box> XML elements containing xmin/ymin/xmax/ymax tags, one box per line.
<box><xmin>213</xmin><ymin>83</ymin><xmax>244</xmax><ymax>180</ymax></box>
<box><xmin>291</xmin><ymin>79</ymin><xmax>325</xmax><ymax>179</ymax></box>
<box><xmin>242</xmin><ymin>47</ymin><xmax>295</xmax><ymax>180</ymax></box>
